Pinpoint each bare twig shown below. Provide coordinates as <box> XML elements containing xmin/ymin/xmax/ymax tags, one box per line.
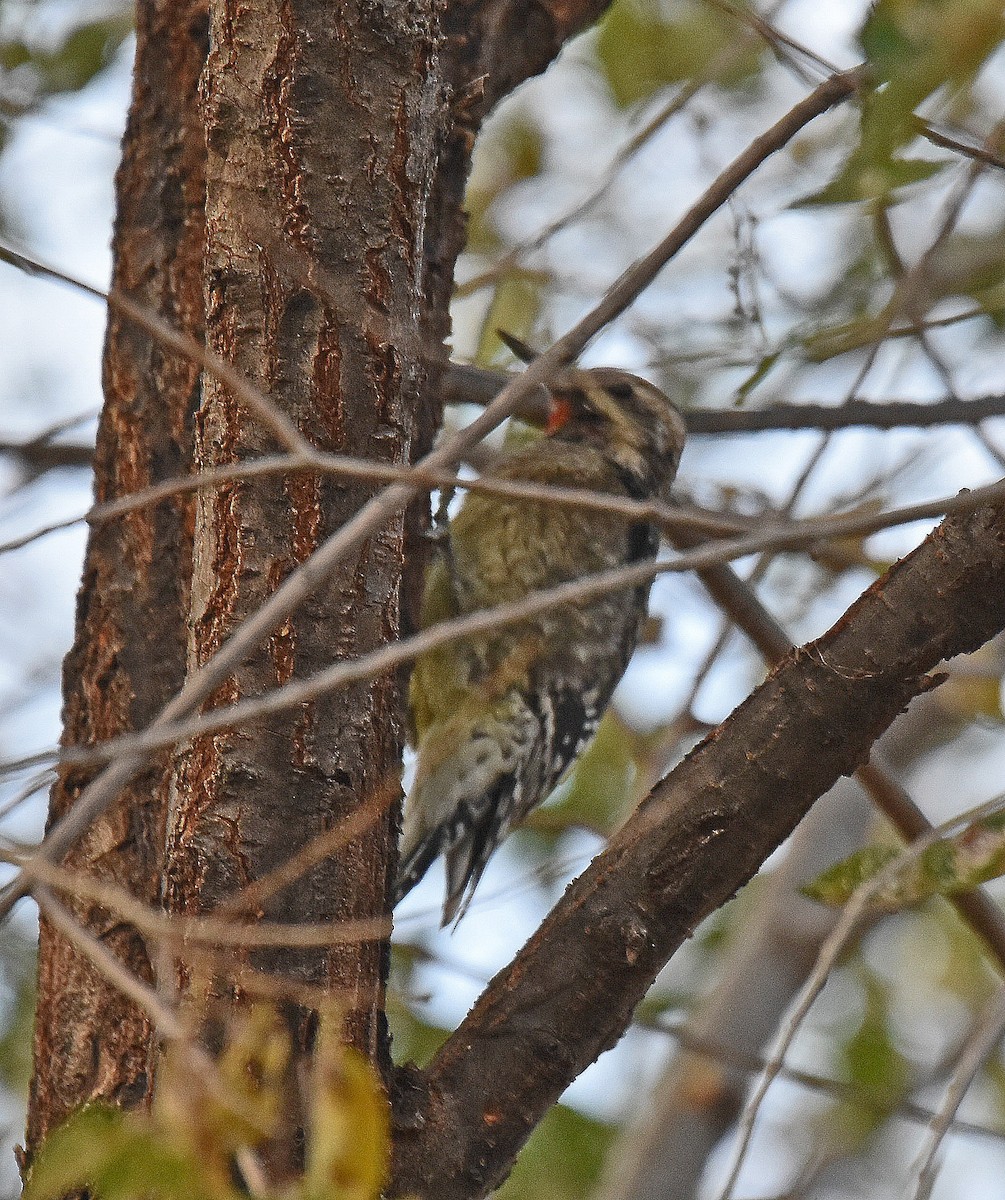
<box><xmin>714</xmin><ymin>792</ymin><xmax>1005</xmax><ymax>1200</ymax></box>
<box><xmin>34</xmin><ymin>886</ymin><xmax>280</xmax><ymax>1143</ymax></box>
<box><xmin>4</xmin><ymin>477</ymin><xmax>1003</xmax><ymax>784</ymax></box>
<box><xmin>0</xmin><ymin>444</ymin><xmax>749</xmax><ymax>560</ymax></box>
<box><xmin>0</xmin><ymin>411</ymin><xmax>97</xmax><ymax>475</ymax></box>
<box><xmin>34</xmin><ymin>885</ymin><xmax>183</xmax><ymax>1037</ymax></box>
<box><xmin>643</xmin><ymin>1019</ymin><xmax>1005</xmax><ymax>1147</ymax></box>
<box><xmin>16</xmin><ymin>857</ymin><xmax>390</xmax><ymax>949</ymax></box>
<box><xmin>444</xmin><ymin>364</ymin><xmax>1005</xmax><ymax>433</ymax></box>
<box><xmin>0</xmin><ymin>242</ymin><xmax>310</xmax><ymax>456</ymax></box>
<box><xmin>910</xmin><ymin>986</ymin><xmax>1005</xmax><ymax>1200</ymax></box>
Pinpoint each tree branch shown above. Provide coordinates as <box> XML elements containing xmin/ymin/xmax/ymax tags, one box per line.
<box><xmin>389</xmin><ymin>497</ymin><xmax>1005</xmax><ymax>1200</ymax></box>
<box><xmin>445</xmin><ymin>363</ymin><xmax>1005</xmax><ymax>433</ymax></box>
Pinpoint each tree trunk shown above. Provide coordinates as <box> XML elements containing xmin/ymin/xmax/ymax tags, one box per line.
<box><xmin>23</xmin><ymin>0</ymin><xmax>650</xmax><ymax>1181</ymax></box>
<box><xmin>26</xmin><ymin>0</ymin><xmax>208</xmax><ymax>1153</ymax></box>
<box><xmin>160</xmin><ymin>5</ymin><xmax>447</xmax><ymax>1143</ymax></box>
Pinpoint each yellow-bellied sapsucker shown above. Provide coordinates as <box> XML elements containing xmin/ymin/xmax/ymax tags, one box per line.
<box><xmin>394</xmin><ymin>366</ymin><xmax>687</xmax><ymax>925</ymax></box>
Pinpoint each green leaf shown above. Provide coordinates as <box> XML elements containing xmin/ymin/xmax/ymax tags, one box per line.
<box><xmin>464</xmin><ymin>114</ymin><xmax>544</xmax><ymax>256</ymax></box>
<box><xmin>0</xmin><ymin>933</ymin><xmax>37</xmax><ymax>1093</ymax></box>
<box><xmin>804</xmin><ymin>811</ymin><xmax>1005</xmax><ymax>910</ymax></box>
<box><xmin>475</xmin><ymin>275</ymin><xmax>542</xmax><ymax>368</ymax></box>
<box><xmin>734</xmin><ymin>350</ymin><xmax>782</xmax><ymax>401</ymax></box>
<box><xmin>495</xmin><ymin>1105</ymin><xmax>614</xmax><ymax>1200</ymax></box>
<box><xmin>305</xmin><ymin>1009</ymin><xmax>391</xmax><ymax>1200</ymax></box>
<box><xmin>386</xmin><ymin>998</ymin><xmax>451</xmax><ymax>1068</ymax></box>
<box><xmin>23</xmin><ymin>1107</ymin><xmax>206</xmax><ymax>1200</ymax></box>
<box><xmin>832</xmin><ymin>966</ymin><xmax>910</xmax><ymax>1146</ymax></box>
<box><xmin>596</xmin><ymin>0</ymin><xmax>761</xmax><ymax>109</ymax></box>
<box><xmin>533</xmin><ymin>711</ymin><xmax>642</xmax><ymax>838</ymax></box>
<box><xmin>24</xmin><ymin>16</ymin><xmax>134</xmax><ymax>97</ymax></box>
<box><xmin>851</xmin><ymin>0</ymin><xmax>1005</xmax><ymax>190</ymax></box>
<box><xmin>0</xmin><ymin>41</ymin><xmax>32</xmax><ymax>72</ymax></box>
<box><xmin>797</xmin><ymin>153</ymin><xmax>947</xmax><ymax>208</ymax></box>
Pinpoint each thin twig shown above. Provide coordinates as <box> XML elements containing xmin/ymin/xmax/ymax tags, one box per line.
<box><xmin>34</xmin><ymin>886</ymin><xmax>279</xmax><ymax>1144</ymax></box>
<box><xmin>12</xmin><ymin>855</ymin><xmax>391</xmax><ymax>949</ymax></box>
<box><xmin>642</xmin><ymin>1018</ymin><xmax>1005</xmax><ymax>1147</ymax></box>
<box><xmin>0</xmin><ymin>243</ymin><xmax>311</xmax><ymax>457</ymax></box>
<box><xmin>0</xmin><ymin>444</ymin><xmax>750</xmax><ymax>559</ymax></box>
<box><xmin>714</xmin><ymin>792</ymin><xmax>1005</xmax><ymax>1200</ymax></box>
<box><xmin>2</xmin><ymin>476</ymin><xmax>1003</xmax><ymax>784</ymax></box>
<box><xmin>444</xmin><ymin>365</ymin><xmax>1005</xmax><ymax>433</ymax></box>
<box><xmin>34</xmin><ymin>884</ymin><xmax>183</xmax><ymax>1033</ymax></box>
<box><xmin>911</xmin><ymin>987</ymin><xmax>1005</xmax><ymax>1200</ymax></box>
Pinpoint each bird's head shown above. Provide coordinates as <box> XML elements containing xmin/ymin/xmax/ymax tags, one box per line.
<box><xmin>545</xmin><ymin>366</ymin><xmax>687</xmax><ymax>499</ymax></box>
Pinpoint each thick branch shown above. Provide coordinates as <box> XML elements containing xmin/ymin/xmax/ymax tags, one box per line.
<box><xmin>389</xmin><ymin>497</ymin><xmax>1005</xmax><ymax>1200</ymax></box>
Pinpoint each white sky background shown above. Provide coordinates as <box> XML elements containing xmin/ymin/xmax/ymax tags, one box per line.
<box><xmin>2</xmin><ymin>1</ymin><xmax>1005</xmax><ymax>1196</ymax></box>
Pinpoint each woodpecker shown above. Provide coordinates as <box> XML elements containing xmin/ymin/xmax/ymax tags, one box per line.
<box><xmin>395</xmin><ymin>365</ymin><xmax>687</xmax><ymax>925</ymax></box>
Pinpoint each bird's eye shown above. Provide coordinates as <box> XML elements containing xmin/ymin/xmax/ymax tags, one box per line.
<box><xmin>604</xmin><ymin>380</ymin><xmax>635</xmax><ymax>400</ymax></box>
<box><xmin>576</xmin><ymin>399</ymin><xmax>608</xmax><ymax>423</ymax></box>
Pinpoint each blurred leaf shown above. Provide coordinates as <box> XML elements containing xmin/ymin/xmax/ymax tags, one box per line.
<box><xmin>533</xmin><ymin>710</ymin><xmax>642</xmax><ymax>837</ymax></box>
<box><xmin>634</xmin><ymin>989</ymin><xmax>693</xmax><ymax>1029</ymax></box>
<box><xmin>465</xmin><ymin>114</ymin><xmax>544</xmax><ymax>254</ymax></box>
<box><xmin>734</xmin><ymin>350</ymin><xmax>782</xmax><ymax>402</ymax></box>
<box><xmin>798</xmin><ymin>153</ymin><xmax>947</xmax><ymax>208</ymax></box>
<box><xmin>861</xmin><ymin>0</ymin><xmax>1005</xmax><ymax>98</ymax></box>
<box><xmin>638</xmin><ymin>612</ymin><xmax>665</xmax><ymax>646</ymax></box>
<box><xmin>821</xmin><ymin>0</ymin><xmax>1005</xmax><ymax>207</ymax></box>
<box><xmin>805</xmin><ymin>810</ymin><xmax>1005</xmax><ymax>909</ymax></box>
<box><xmin>923</xmin><ymin>902</ymin><xmax>995</xmax><ymax>1008</ymax></box>
<box><xmin>807</xmin><ymin>501</ymin><xmax>886</xmax><ymax>573</ymax></box>
<box><xmin>387</xmin><ymin>986</ymin><xmax>451</xmax><ymax>1068</ymax></box>
<box><xmin>476</xmin><ymin>275</ymin><xmax>542</xmax><ymax>367</ymax></box>
<box><xmin>306</xmin><ymin>1009</ymin><xmax>390</xmax><ymax>1200</ymax></box>
<box><xmin>3</xmin><ymin>15</ymin><xmax>134</xmax><ymax>101</ymax></box>
<box><xmin>0</xmin><ymin>41</ymin><xmax>33</xmax><ymax>71</ymax></box>
<box><xmin>831</xmin><ymin>966</ymin><xmax>910</xmax><ymax>1146</ymax></box>
<box><xmin>937</xmin><ymin>673</ymin><xmax>1004</xmax><ymax>723</ymax></box>
<box><xmin>42</xmin><ymin>17</ymin><xmax>133</xmax><ymax>93</ymax></box>
<box><xmin>495</xmin><ymin>1105</ymin><xmax>614</xmax><ymax>1200</ymax></box>
<box><xmin>26</xmin><ymin>1004</ymin><xmax>391</xmax><ymax>1200</ymax></box>
<box><xmin>983</xmin><ymin>1054</ymin><xmax>1005</xmax><ymax>1131</ymax></box>
<box><xmin>23</xmin><ymin>1106</ymin><xmax>215</xmax><ymax>1200</ymax></box>
<box><xmin>500</xmin><ymin>115</ymin><xmax>544</xmax><ymax>183</ymax></box>
<box><xmin>156</xmin><ymin>1004</ymin><xmax>288</xmax><ymax>1165</ymax></box>
<box><xmin>0</xmin><ymin>933</ymin><xmax>36</xmax><ymax>1093</ymax></box>
<box><xmin>596</xmin><ymin>0</ymin><xmax>761</xmax><ymax>108</ymax></box>
<box><xmin>801</xmin><ymin>313</ymin><xmax>894</xmax><ymax>361</ymax></box>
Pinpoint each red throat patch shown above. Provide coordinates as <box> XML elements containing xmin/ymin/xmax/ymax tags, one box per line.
<box><xmin>546</xmin><ymin>395</ymin><xmax>573</xmax><ymax>435</ymax></box>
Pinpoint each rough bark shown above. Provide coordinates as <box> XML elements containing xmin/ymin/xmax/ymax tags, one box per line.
<box><xmin>24</xmin><ymin>0</ymin><xmax>208</xmax><ymax>1157</ymax></box>
<box><xmin>389</xmin><ymin>497</ymin><xmax>1005</xmax><ymax>1200</ymax></box>
<box><xmin>160</xmin><ymin>6</ymin><xmax>448</xmax><ymax>1167</ymax></box>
